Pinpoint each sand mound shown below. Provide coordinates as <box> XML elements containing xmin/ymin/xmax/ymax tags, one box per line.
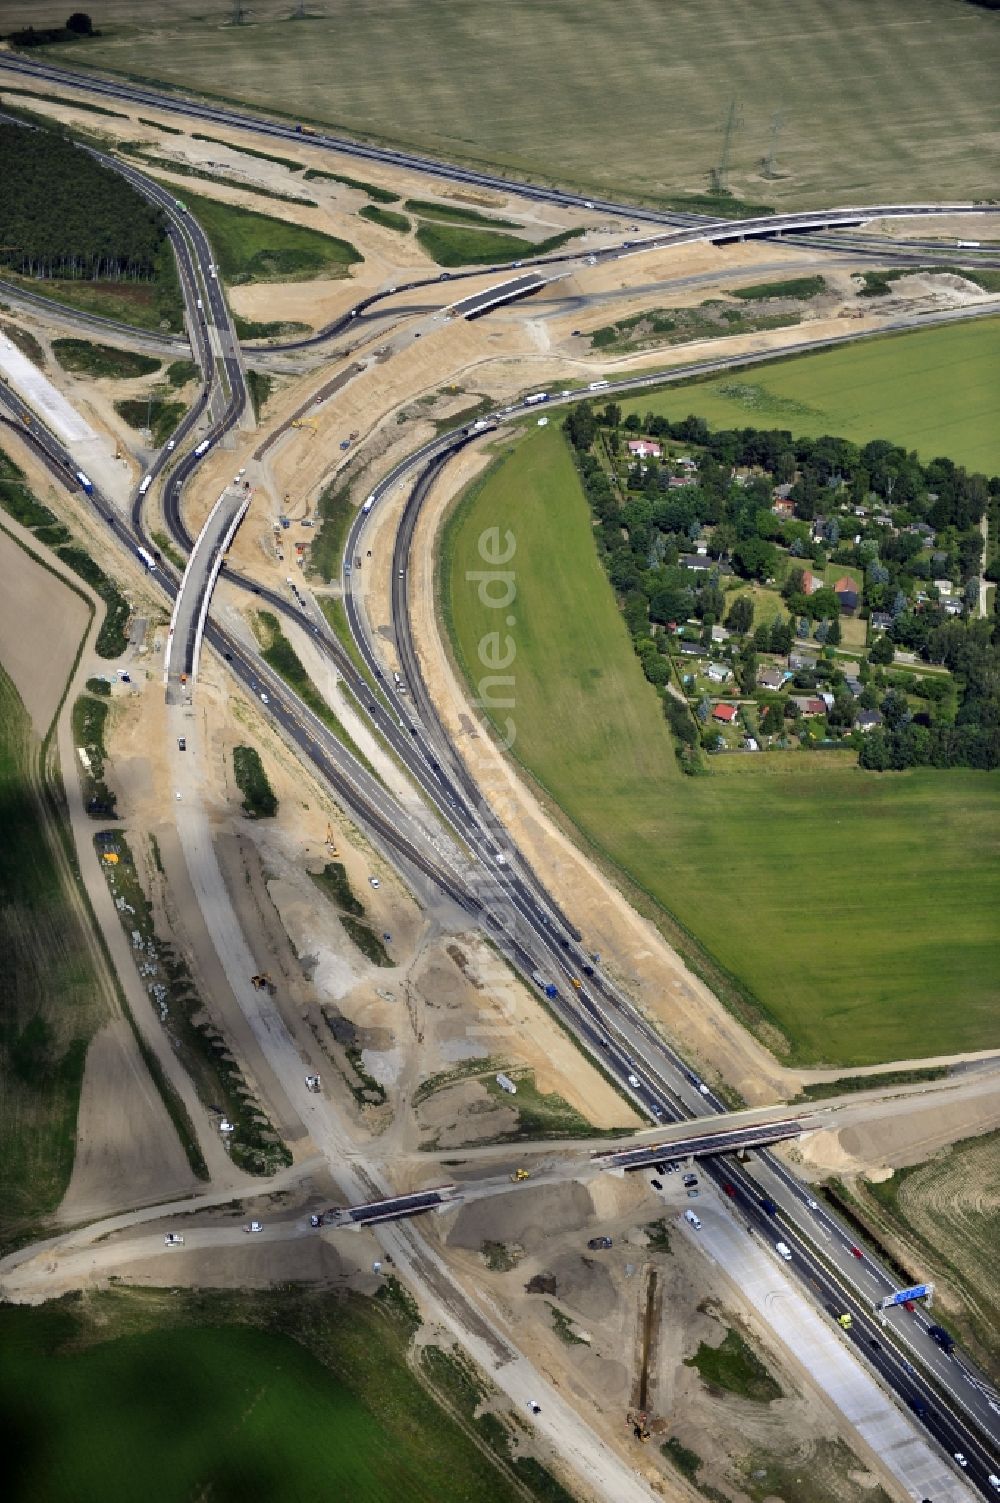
<box><xmin>575</xmin><ymin>1351</ymin><xmax>629</xmax><ymax>1402</ymax></box>
<box><xmin>447</xmin><ymin>1181</ymin><xmax>595</xmax><ymax>1252</ymax></box>
<box><xmin>546</xmin><ymin>1251</ymin><xmax>619</xmax><ymax>1322</ymax></box>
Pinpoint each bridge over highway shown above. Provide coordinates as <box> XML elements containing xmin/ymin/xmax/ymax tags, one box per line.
<box><xmin>164</xmin><ymin>480</ymin><xmax>251</xmax><ymax>699</ymax></box>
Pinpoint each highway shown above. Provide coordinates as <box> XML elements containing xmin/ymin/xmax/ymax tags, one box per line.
<box><xmin>2</xmin><ymin>92</ymin><xmax>998</xmax><ymax>1494</ymax></box>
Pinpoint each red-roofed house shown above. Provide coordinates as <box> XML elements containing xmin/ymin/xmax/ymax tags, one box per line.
<box><xmin>628</xmin><ymin>439</ymin><xmax>662</xmax><ymax>459</ymax></box>
<box><xmin>800</xmin><ymin>570</ymin><xmax>822</xmax><ymax>595</ymax></box>
<box><xmin>712</xmin><ymin>703</ymin><xmax>738</xmax><ymax>723</ymax></box>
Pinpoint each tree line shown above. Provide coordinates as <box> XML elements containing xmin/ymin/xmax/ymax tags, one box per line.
<box><xmin>0</xmin><ymin>125</ymin><xmax>168</xmax><ymax>282</ymax></box>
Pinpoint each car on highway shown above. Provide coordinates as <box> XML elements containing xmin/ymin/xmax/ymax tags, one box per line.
<box><xmin>651</xmin><ymin>1103</ymin><xmax>664</xmax><ymax>1119</ymax></box>
<box><xmin>806</xmin><ymin>1198</ymin><xmax>819</xmax><ymax>1211</ymax></box>
<box><xmin>902</xmin><ymin>1299</ymin><xmax>916</xmax><ymax>1312</ymax></box>
<box><xmin>722</xmin><ymin>1183</ymin><xmax>736</xmax><ymax>1198</ymax></box>
<box><xmin>166</xmin><ymin>438</ymin><xmax>176</xmax><ymax>451</ymax></box>
<box><xmin>849</xmin><ymin>1245</ymin><xmax>864</xmax><ymax>1260</ymax></box>
<box><xmin>684</xmin><ymin>1210</ymin><xmax>702</xmax><ymax>1230</ymax></box>
<box><xmin>260</xmin><ymin>692</ymin><xmax>269</xmax><ymax>704</ymax></box>
<box><xmin>954</xmin><ymin>1454</ymin><xmax>968</xmax><ymax>1469</ymax></box>
<box><xmin>987</xmin><ymin>1474</ymin><xmax>1000</xmax><ymax>1492</ymax></box>
<box><xmin>627</xmin><ymin>1073</ymin><xmax>640</xmax><ymax>1088</ymax></box>
<box><xmin>775</xmin><ymin>1241</ymin><xmax>793</xmax><ymax>1261</ymax></box>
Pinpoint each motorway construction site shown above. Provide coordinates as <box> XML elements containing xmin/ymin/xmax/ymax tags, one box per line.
<box><xmin>0</xmin><ymin>61</ymin><xmax>998</xmax><ymax>1503</ymax></box>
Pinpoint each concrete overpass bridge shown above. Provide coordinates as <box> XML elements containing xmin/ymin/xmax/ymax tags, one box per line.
<box><xmin>164</xmin><ymin>480</ymin><xmax>251</xmax><ymax>700</ymax></box>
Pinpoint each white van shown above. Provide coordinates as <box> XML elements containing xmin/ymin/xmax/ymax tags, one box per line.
<box><xmin>775</xmin><ymin>1241</ymin><xmax>793</xmax><ymax>1261</ymax></box>
<box><xmin>684</xmin><ymin>1210</ymin><xmax>702</xmax><ymax>1230</ymax></box>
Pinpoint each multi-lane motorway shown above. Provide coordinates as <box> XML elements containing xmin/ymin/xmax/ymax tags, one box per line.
<box><xmin>2</xmin><ymin>83</ymin><xmax>999</xmax><ymax>1494</ymax></box>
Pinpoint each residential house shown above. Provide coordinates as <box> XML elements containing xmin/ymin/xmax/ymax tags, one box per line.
<box><xmin>834</xmin><ymin>575</ymin><xmax>860</xmax><ymax>613</ymax></box>
<box><xmin>707</xmin><ymin>663</ymin><xmax>730</xmax><ymax>684</ymax></box>
<box><xmin>788</xmin><ymin>651</ymin><xmax>817</xmax><ymax>671</ymax></box>
<box><xmin>944</xmin><ymin>599</ymin><xmax>964</xmax><ymax>616</ymax></box>
<box><xmin>712</xmin><ymin>703</ymin><xmax>738</xmax><ymax>724</ymax></box>
<box><xmin>870</xmin><ymin>611</ymin><xmax>893</xmax><ymax>632</ymax></box>
<box><xmin>856</xmin><ymin>709</ymin><xmax>884</xmax><ymax>733</ymax></box>
<box><xmin>758</xmin><ymin>667</ymin><xmax>786</xmax><ymax>691</ymax></box>
<box><xmin>844</xmin><ymin>676</ymin><xmax>863</xmax><ymax>698</ymax></box>
<box><xmin>680</xmin><ymin>554</ymin><xmax>715</xmax><ymax>573</ymax></box>
<box><xmin>710</xmin><ymin>624</ymin><xmax>729</xmax><ymax>643</ymax></box>
<box><xmin>678</xmin><ymin>641</ymin><xmax>702</xmax><ymax>657</ymax></box>
<box><xmin>627</xmin><ymin>439</ymin><xmax>661</xmax><ymax>459</ymax></box>
<box><xmin>792</xmin><ymin>696</ymin><xmax>826</xmax><ymax>717</ymax></box>
<box><xmin>800</xmin><ymin>570</ymin><xmax>823</xmax><ymax>596</ymax></box>
<box><xmin>933</xmin><ymin>578</ymin><xmax>953</xmax><ymax>598</ymax></box>
<box><xmin>772</xmin><ymin>497</ymin><xmax>795</xmax><ymax>518</ymax></box>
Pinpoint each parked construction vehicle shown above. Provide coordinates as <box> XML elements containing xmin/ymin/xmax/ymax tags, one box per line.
<box><xmin>305</xmin><ymin>1074</ymin><xmax>322</xmax><ymax>1093</ymax></box>
<box><xmin>510</xmin><ymin>1168</ymin><xmax>530</xmax><ymax>1183</ymax></box>
<box><xmin>251</xmin><ymin>974</ymin><xmax>276</xmax><ymax>994</ymax></box>
<box><xmin>292</xmin><ymin>419</ymin><xmax>318</xmax><ymax>434</ymax></box>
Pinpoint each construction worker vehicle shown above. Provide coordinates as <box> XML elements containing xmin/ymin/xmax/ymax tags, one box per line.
<box><xmin>510</xmin><ymin>1168</ymin><xmax>530</xmax><ymax>1183</ymax></box>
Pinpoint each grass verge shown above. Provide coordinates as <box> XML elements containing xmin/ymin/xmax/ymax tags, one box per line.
<box><xmin>114</xmin><ymin>397</ymin><xmax>185</xmax><ymax>447</ymax></box>
<box><xmin>51</xmin><ymin>338</ymin><xmax>161</xmax><ymax>379</ymax></box>
<box><xmin>252</xmin><ymin>610</ymin><xmax>378</xmax><ymax>778</ymax></box>
<box><xmin>416</xmin><ymin>221</ymin><xmax>581</xmax><ymax>267</ymax></box>
<box><xmin>360</xmin><ymin>203</ymin><xmax>411</xmax><ymax>233</ymax></box>
<box><xmin>685</xmin><ymin>1322</ymin><xmax>783</xmax><ymax>1401</ymax></box>
<box><xmin>232</xmin><ymin>744</ymin><xmax>277</xmax><ymax>818</ymax></box>
<box><xmin>55</xmin><ymin>546</ymin><xmax>130</xmax><ymax>658</ymax></box>
<box><xmin>71</xmin><ymin>693</ymin><xmax>116</xmax><ymax>818</ymax></box>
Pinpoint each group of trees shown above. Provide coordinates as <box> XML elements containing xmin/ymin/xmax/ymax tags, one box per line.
<box><xmin>0</xmin><ymin>125</ymin><xmax>168</xmax><ymax>282</ymax></box>
<box><xmin>564</xmin><ymin>401</ymin><xmax>1000</xmax><ymax>773</ymax></box>
<box><xmin>6</xmin><ymin>13</ymin><xmax>96</xmax><ymax>46</ymax></box>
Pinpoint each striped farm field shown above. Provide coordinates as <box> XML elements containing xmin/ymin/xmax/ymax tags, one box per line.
<box><xmin>30</xmin><ymin>0</ymin><xmax>1000</xmax><ymax>210</ymax></box>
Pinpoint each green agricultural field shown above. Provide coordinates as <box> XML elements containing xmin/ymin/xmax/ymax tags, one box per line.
<box><xmin>0</xmin><ymin>1286</ymin><xmax>545</xmax><ymax>1503</ymax></box>
<box><xmin>0</xmin><ymin>666</ymin><xmax>106</xmax><ymax>1246</ymax></box>
<box><xmin>32</xmin><ymin>0</ymin><xmax>1000</xmax><ymax>209</ymax></box>
<box><xmin>172</xmin><ymin>188</ymin><xmax>361</xmax><ymax>284</ymax></box>
<box><xmin>442</xmin><ymin>424</ymin><xmax>1000</xmax><ymax>1066</ymax></box>
<box><xmin>620</xmin><ymin>319</ymin><xmax>1000</xmax><ymax>473</ymax></box>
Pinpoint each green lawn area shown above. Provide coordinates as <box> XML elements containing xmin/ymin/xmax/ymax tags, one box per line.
<box><xmin>175</xmin><ymin>187</ymin><xmax>361</xmax><ymax>284</ymax></box>
<box><xmin>442</xmin><ymin>424</ymin><xmax>1000</xmax><ymax>1066</ymax></box>
<box><xmin>35</xmin><ymin>0</ymin><xmax>1000</xmax><ymax>210</ymax></box>
<box><xmin>51</xmin><ymin>339</ymin><xmax>162</xmax><ymax>380</ymax></box>
<box><xmin>0</xmin><ymin>1287</ymin><xmax>542</xmax><ymax>1503</ymax></box>
<box><xmin>415</xmin><ymin>222</ymin><xmax>580</xmax><ymax>268</ymax></box>
<box><xmin>621</xmin><ymin>319</ymin><xmax>1000</xmax><ymax>473</ymax></box>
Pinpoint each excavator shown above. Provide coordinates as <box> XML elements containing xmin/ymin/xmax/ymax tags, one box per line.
<box><xmin>291</xmin><ymin>418</ymin><xmax>318</xmax><ymax>435</ymax></box>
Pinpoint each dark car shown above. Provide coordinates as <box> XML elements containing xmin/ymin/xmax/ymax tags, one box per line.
<box><xmin>178</xmin><ymin>737</ymin><xmax>186</xmax><ymax>751</ymax></box>
<box><xmin>761</xmin><ymin>1197</ymin><xmax>779</xmax><ymax>1217</ymax></box>
<box><xmin>928</xmin><ymin>1324</ymin><xmax>956</xmax><ymax>1354</ymax></box>
<box><xmin>722</xmin><ymin>1183</ymin><xmax>736</xmax><ymax>1199</ymax></box>
<box><xmin>650</xmin><ymin>1179</ymin><xmax>663</xmax><ymax>1191</ymax></box>
<box><xmin>654</xmin><ymin>1163</ymin><xmax>667</xmax><ymax>1176</ymax></box>
<box><xmin>683</xmin><ymin>1173</ymin><xmax>698</xmax><ymax>1188</ymax></box>
<box><xmin>587</xmin><ymin>1236</ymin><xmax>613</xmax><ymax>1251</ymax></box>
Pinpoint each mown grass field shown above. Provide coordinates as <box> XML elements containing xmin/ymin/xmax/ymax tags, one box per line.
<box><xmin>621</xmin><ymin>319</ymin><xmax>1000</xmax><ymax>473</ymax></box>
<box><xmin>442</xmin><ymin>424</ymin><xmax>1000</xmax><ymax>1066</ymax></box>
<box><xmin>0</xmin><ymin>1285</ymin><xmax>543</xmax><ymax>1503</ymax></box>
<box><xmin>33</xmin><ymin>0</ymin><xmax>1000</xmax><ymax>209</ymax></box>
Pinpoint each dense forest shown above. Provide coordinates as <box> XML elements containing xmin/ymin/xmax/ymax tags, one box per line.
<box><xmin>0</xmin><ymin>125</ymin><xmax>168</xmax><ymax>282</ymax></box>
<box><xmin>563</xmin><ymin>402</ymin><xmax>1000</xmax><ymax>772</ymax></box>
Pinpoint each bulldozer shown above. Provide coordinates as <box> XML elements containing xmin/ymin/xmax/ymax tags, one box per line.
<box><xmin>509</xmin><ymin>1168</ymin><xmax>530</xmax><ymax>1183</ymax></box>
